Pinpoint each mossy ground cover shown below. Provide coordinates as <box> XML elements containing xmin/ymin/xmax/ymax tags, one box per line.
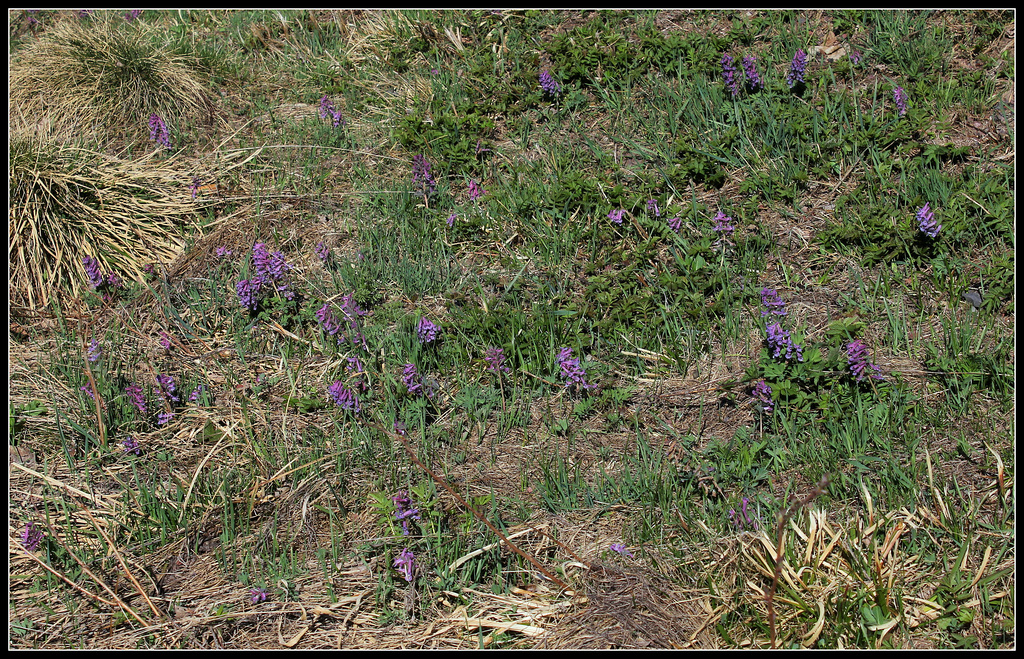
<box><xmin>9</xmin><ymin>9</ymin><xmax>1014</xmax><ymax>649</ymax></box>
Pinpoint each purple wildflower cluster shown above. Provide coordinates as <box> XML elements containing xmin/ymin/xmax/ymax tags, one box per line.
<box><xmin>752</xmin><ymin>379</ymin><xmax>774</xmax><ymax>413</ymax></box>
<box><xmin>610</xmin><ymin>542</ymin><xmax>634</xmax><ymax>558</ymax></box>
<box><xmin>646</xmin><ymin>199</ymin><xmax>660</xmax><ymax>218</ymax></box>
<box><xmin>250</xmin><ymin>588</ymin><xmax>269</xmax><ymax>604</ymax></box>
<box><xmin>721</xmin><ymin>54</ymin><xmax>741</xmax><ymax>99</ymax></box>
<box><xmin>729</xmin><ymin>497</ymin><xmax>759</xmax><ymax>530</ymax></box>
<box><xmin>469</xmin><ymin>179</ymin><xmax>486</xmax><ymax>202</ymax></box>
<box><xmin>82</xmin><ymin>256</ymin><xmax>121</xmax><ymax>294</ymax></box>
<box><xmin>402</xmin><ymin>363</ymin><xmax>423</xmax><ymax>397</ymax></box>
<box><xmin>846</xmin><ymin>339</ymin><xmax>883</xmax><ymax>382</ymax></box>
<box><xmin>394</xmin><ymin>548</ymin><xmax>416</xmax><ymax>582</ymax></box>
<box><xmin>346</xmin><ymin>356</ymin><xmax>369</xmax><ymax>392</ymax></box>
<box><xmin>236</xmin><ymin>243</ymin><xmax>295</xmax><ymax>312</ymax></box>
<box><xmin>540</xmin><ymin>69</ymin><xmax>561</xmax><ymax>97</ymax></box>
<box><xmin>417</xmin><ymin>317</ymin><xmax>439</xmax><ymax>344</ymax></box>
<box><xmin>157</xmin><ymin>411</ymin><xmax>175</xmax><ymax>426</ymax></box>
<box><xmin>328</xmin><ymin>380</ymin><xmax>361</xmax><ymax>412</ymax></box>
<box><xmin>156</xmin><ymin>374</ymin><xmax>179</xmax><ymax>403</ymax></box>
<box><xmin>786</xmin><ymin>49</ymin><xmax>807</xmax><ymax>89</ymax></box>
<box><xmin>315</xmin><ymin>241</ymin><xmax>331</xmax><ymax>264</ymax></box>
<box><xmin>318</xmin><ymin>95</ymin><xmax>344</xmax><ymax>127</ymax></box>
<box><xmin>484</xmin><ymin>347</ymin><xmax>511</xmax><ymax>375</ymax></box>
<box><xmin>766</xmin><ymin>322</ymin><xmax>804</xmax><ymax>362</ymax></box>
<box><xmin>446</xmin><ymin>212</ymin><xmax>457</xmax><ymax>228</ymax></box>
<box><xmin>760</xmin><ymin>287</ymin><xmax>788</xmax><ymax>317</ymax></box>
<box><xmin>557</xmin><ymin>347</ymin><xmax>596</xmax><ymax>391</ymax></box>
<box><xmin>711</xmin><ymin>211</ymin><xmax>736</xmax><ymax>242</ymax></box>
<box><xmin>608</xmin><ymin>209</ymin><xmax>625</xmax><ymax>225</ymax></box>
<box><xmin>391</xmin><ymin>490</ymin><xmax>421</xmax><ymax>536</ymax></box>
<box><xmin>189</xmin><ymin>385</ymin><xmax>206</xmax><ymax>403</ymax></box>
<box><xmin>148</xmin><ymin>113</ymin><xmax>170</xmax><ymax>149</ymax></box>
<box><xmin>412</xmin><ymin>154</ymin><xmax>436</xmax><ymax>197</ymax></box>
<box><xmin>316</xmin><ymin>294</ymin><xmax>367</xmax><ymax>348</ymax></box>
<box><xmin>122</xmin><ymin>436</ymin><xmax>141</xmax><ymax>456</ymax></box>
<box><xmin>893</xmin><ymin>86</ymin><xmax>909</xmax><ymax>117</ymax></box>
<box><xmin>124</xmin><ymin>9</ymin><xmax>142</xmax><ymax>21</ymax></box>
<box><xmin>126</xmin><ymin>384</ymin><xmax>147</xmax><ymax>414</ymax></box>
<box><xmin>916</xmin><ymin>203</ymin><xmax>940</xmax><ymax>238</ymax></box>
<box><xmin>216</xmin><ymin>246</ymin><xmax>232</xmax><ymax>259</ymax></box>
<box><xmin>742</xmin><ymin>55</ymin><xmax>762</xmax><ymax>92</ymax></box>
<box><xmin>668</xmin><ymin>216</ymin><xmax>682</xmax><ymax>234</ymax></box>
<box><xmin>87</xmin><ymin>338</ymin><xmax>102</xmax><ymax>363</ymax></box>
<box><xmin>20</xmin><ymin>522</ymin><xmax>44</xmax><ymax>551</ymax></box>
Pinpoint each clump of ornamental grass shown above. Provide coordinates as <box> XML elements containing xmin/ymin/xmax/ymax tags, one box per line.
<box><xmin>8</xmin><ymin>132</ymin><xmax>215</xmax><ymax>310</ymax></box>
<box><xmin>8</xmin><ymin>19</ymin><xmax>216</xmax><ymax>146</ymax></box>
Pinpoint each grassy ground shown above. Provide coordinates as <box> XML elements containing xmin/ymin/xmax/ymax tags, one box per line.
<box><xmin>8</xmin><ymin>9</ymin><xmax>1014</xmax><ymax>649</ymax></box>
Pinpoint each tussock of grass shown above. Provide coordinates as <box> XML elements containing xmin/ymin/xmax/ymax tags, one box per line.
<box><xmin>9</xmin><ymin>19</ymin><xmax>215</xmax><ymax>146</ymax></box>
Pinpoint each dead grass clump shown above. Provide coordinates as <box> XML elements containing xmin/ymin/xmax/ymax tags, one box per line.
<box><xmin>9</xmin><ymin>19</ymin><xmax>215</xmax><ymax>146</ymax></box>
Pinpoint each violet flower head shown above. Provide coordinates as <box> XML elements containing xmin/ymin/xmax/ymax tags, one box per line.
<box><xmin>126</xmin><ymin>384</ymin><xmax>147</xmax><ymax>414</ymax></box>
<box><xmin>80</xmin><ymin>385</ymin><xmax>95</xmax><ymax>400</ymax></box>
<box><xmin>159</xmin><ymin>331</ymin><xmax>172</xmax><ymax>351</ymax></box>
<box><xmin>250</xmin><ymin>588</ymin><xmax>269</xmax><ymax>604</ymax></box>
<box><xmin>122</xmin><ymin>436</ymin><xmax>141</xmax><ymax>456</ymax></box>
<box><xmin>411</xmin><ymin>154</ymin><xmax>436</xmax><ymax>197</ymax></box>
<box><xmin>83</xmin><ymin>255</ymin><xmax>105</xmax><ymax>290</ymax></box>
<box><xmin>391</xmin><ymin>490</ymin><xmax>421</xmax><ymax>536</ymax></box>
<box><xmin>729</xmin><ymin>497</ymin><xmax>759</xmax><ymax>530</ymax></box>
<box><xmin>155</xmin><ymin>374</ymin><xmax>179</xmax><ymax>403</ymax></box>
<box><xmin>124</xmin><ymin>9</ymin><xmax>142</xmax><ymax>21</ymax></box>
<box><xmin>846</xmin><ymin>339</ymin><xmax>883</xmax><ymax>382</ymax></box>
<box><xmin>608</xmin><ymin>209</ymin><xmax>625</xmax><ymax>225</ymax></box>
<box><xmin>20</xmin><ymin>522</ymin><xmax>44</xmax><ymax>551</ymax></box>
<box><xmin>316</xmin><ymin>303</ymin><xmax>342</xmax><ymax>342</ymax></box>
<box><xmin>189</xmin><ymin>385</ymin><xmax>206</xmax><ymax>403</ymax></box>
<box><xmin>328</xmin><ymin>380</ymin><xmax>361</xmax><ymax>412</ymax></box>
<box><xmin>394</xmin><ymin>548</ymin><xmax>416</xmax><ymax>582</ymax></box>
<box><xmin>711</xmin><ymin>211</ymin><xmax>736</xmax><ymax>240</ymax></box>
<box><xmin>760</xmin><ymin>287</ymin><xmax>788</xmax><ymax>317</ymax></box>
<box><xmin>786</xmin><ymin>49</ymin><xmax>807</xmax><ymax>88</ymax></box>
<box><xmin>417</xmin><ymin>317</ymin><xmax>439</xmax><ymax>344</ymax></box>
<box><xmin>148</xmin><ymin>113</ymin><xmax>170</xmax><ymax>148</ymax></box>
<box><xmin>916</xmin><ymin>203</ymin><xmax>940</xmax><ymax>238</ymax></box>
<box><xmin>742</xmin><ymin>55</ymin><xmax>762</xmax><ymax>92</ymax></box>
<box><xmin>849</xmin><ymin>48</ymin><xmax>862</xmax><ymax>65</ymax></box>
<box><xmin>610</xmin><ymin>542</ymin><xmax>634</xmax><ymax>558</ymax></box>
<box><xmin>469</xmin><ymin>179</ymin><xmax>486</xmax><ymax>202</ymax></box>
<box><xmin>236</xmin><ymin>278</ymin><xmax>262</xmax><ymax>312</ymax></box>
<box><xmin>752</xmin><ymin>380</ymin><xmax>774</xmax><ymax>413</ymax></box>
<box><xmin>402</xmin><ymin>363</ymin><xmax>424</xmax><ymax>397</ymax></box>
<box><xmin>894</xmin><ymin>86</ymin><xmax>909</xmax><ymax>117</ymax></box>
<box><xmin>252</xmin><ymin>242</ymin><xmax>289</xmax><ymax>284</ymax></box>
<box><xmin>646</xmin><ymin>199</ymin><xmax>660</xmax><ymax>218</ymax></box>
<box><xmin>484</xmin><ymin>347</ymin><xmax>511</xmax><ymax>375</ymax></box>
<box><xmin>157</xmin><ymin>411</ymin><xmax>175</xmax><ymax>425</ymax></box>
<box><xmin>446</xmin><ymin>212</ymin><xmax>456</xmax><ymax>228</ymax></box>
<box><xmin>557</xmin><ymin>347</ymin><xmax>596</xmax><ymax>391</ymax></box>
<box><xmin>215</xmin><ymin>246</ymin><xmax>232</xmax><ymax>259</ymax></box>
<box><xmin>346</xmin><ymin>356</ymin><xmax>369</xmax><ymax>392</ymax></box>
<box><xmin>189</xmin><ymin>176</ymin><xmax>202</xmax><ymax>199</ymax></box>
<box><xmin>393</xmin><ymin>420</ymin><xmax>407</xmax><ymax>436</ymax></box>
<box><xmin>668</xmin><ymin>216</ymin><xmax>682</xmax><ymax>234</ymax></box>
<box><xmin>315</xmin><ymin>241</ymin><xmax>331</xmax><ymax>263</ymax></box>
<box><xmin>318</xmin><ymin>95</ymin><xmax>343</xmax><ymax>127</ymax></box>
<box><xmin>766</xmin><ymin>322</ymin><xmax>803</xmax><ymax>362</ymax></box>
<box><xmin>540</xmin><ymin>69</ymin><xmax>562</xmax><ymax>97</ymax></box>
<box><xmin>87</xmin><ymin>338</ymin><xmax>102</xmax><ymax>363</ymax></box>
<box><xmin>721</xmin><ymin>53</ymin><xmax>741</xmax><ymax>99</ymax></box>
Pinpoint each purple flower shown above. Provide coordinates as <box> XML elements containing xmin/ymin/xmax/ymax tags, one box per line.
<box><xmin>540</xmin><ymin>69</ymin><xmax>561</xmax><ymax>97</ymax></box>
<box><xmin>402</xmin><ymin>363</ymin><xmax>425</xmax><ymax>397</ymax></box>
<box><xmin>215</xmin><ymin>246</ymin><xmax>232</xmax><ymax>259</ymax></box>
<box><xmin>742</xmin><ymin>55</ymin><xmax>762</xmax><ymax>92</ymax></box>
<box><xmin>328</xmin><ymin>381</ymin><xmax>361</xmax><ymax>412</ymax></box>
<box><xmin>80</xmin><ymin>384</ymin><xmax>95</xmax><ymax>400</ymax></box>
<box><xmin>760</xmin><ymin>288</ymin><xmax>788</xmax><ymax>317</ymax></box>
<box><xmin>646</xmin><ymin>199</ymin><xmax>660</xmax><ymax>218</ymax></box>
<box><xmin>391</xmin><ymin>490</ymin><xmax>421</xmax><ymax>536</ymax></box>
<box><xmin>916</xmin><ymin>203</ymin><xmax>940</xmax><ymax>238</ymax></box>
<box><xmin>894</xmin><ymin>86</ymin><xmax>909</xmax><ymax>117</ymax></box>
<box><xmin>105</xmin><ymin>272</ymin><xmax>122</xmax><ymax>289</ymax></box>
<box><xmin>849</xmin><ymin>48</ymin><xmax>862</xmax><ymax>65</ymax></box>
<box><xmin>721</xmin><ymin>53</ymin><xmax>741</xmax><ymax>99</ymax></box>
<box><xmin>484</xmin><ymin>347</ymin><xmax>511</xmax><ymax>374</ymax></box>
<box><xmin>87</xmin><ymin>338</ymin><xmax>102</xmax><ymax>363</ymax></box>
<box><xmin>78</xmin><ymin>10</ymin><xmax>94</xmax><ymax>20</ymax></box>
<box><xmin>319</xmin><ymin>297</ymin><xmax>367</xmax><ymax>347</ymax></box>
<box><xmin>786</xmin><ymin>49</ymin><xmax>807</xmax><ymax>89</ymax></box>
<box><xmin>252</xmin><ymin>242</ymin><xmax>289</xmax><ymax>284</ymax></box>
<box><xmin>752</xmin><ymin>380</ymin><xmax>774</xmax><ymax>413</ymax></box>
<box><xmin>668</xmin><ymin>216</ymin><xmax>682</xmax><ymax>233</ymax></box>
<box><xmin>157</xmin><ymin>411</ymin><xmax>175</xmax><ymax>425</ymax></box>
<box><xmin>315</xmin><ymin>241</ymin><xmax>330</xmax><ymax>263</ymax></box>
<box><xmin>711</xmin><ymin>211</ymin><xmax>735</xmax><ymax>241</ymax></box>
<box><xmin>159</xmin><ymin>331</ymin><xmax>172</xmax><ymax>351</ymax></box>
<box><xmin>250</xmin><ymin>588</ymin><xmax>269</xmax><ymax>604</ymax></box>
<box><xmin>20</xmin><ymin>522</ymin><xmax>44</xmax><ymax>551</ymax></box>
<box><xmin>412</xmin><ymin>154</ymin><xmax>436</xmax><ymax>197</ymax></box>
<box><xmin>155</xmin><ymin>374</ymin><xmax>179</xmax><ymax>403</ymax></box>
<box><xmin>846</xmin><ymin>340</ymin><xmax>883</xmax><ymax>382</ymax></box>
<box><xmin>148</xmin><ymin>113</ymin><xmax>170</xmax><ymax>149</ymax></box>
<box><xmin>610</xmin><ymin>542</ymin><xmax>634</xmax><ymax>558</ymax></box>
<box><xmin>236</xmin><ymin>278</ymin><xmax>263</xmax><ymax>312</ymax></box>
<box><xmin>393</xmin><ymin>420</ymin><xmax>407</xmax><ymax>436</ymax></box>
<box><xmin>124</xmin><ymin>9</ymin><xmax>142</xmax><ymax>21</ymax></box>
<box><xmin>189</xmin><ymin>176</ymin><xmax>202</xmax><ymax>199</ymax></box>
<box><xmin>730</xmin><ymin>497</ymin><xmax>759</xmax><ymax>530</ymax></box>
<box><xmin>766</xmin><ymin>322</ymin><xmax>803</xmax><ymax>362</ymax></box>
<box><xmin>469</xmin><ymin>179</ymin><xmax>486</xmax><ymax>202</ymax></box>
<box><xmin>346</xmin><ymin>356</ymin><xmax>369</xmax><ymax>392</ymax></box>
<box><xmin>318</xmin><ymin>95</ymin><xmax>343</xmax><ymax>127</ymax></box>
<box><xmin>394</xmin><ymin>548</ymin><xmax>416</xmax><ymax>582</ymax></box>
<box><xmin>122</xmin><ymin>436</ymin><xmax>141</xmax><ymax>455</ymax></box>
<box><xmin>83</xmin><ymin>255</ymin><xmax>105</xmax><ymax>290</ymax></box>
<box><xmin>417</xmin><ymin>317</ymin><xmax>439</xmax><ymax>344</ymax></box>
<box><xmin>126</xmin><ymin>384</ymin><xmax>147</xmax><ymax>414</ymax></box>
<box><xmin>189</xmin><ymin>385</ymin><xmax>206</xmax><ymax>403</ymax></box>
<box><xmin>557</xmin><ymin>347</ymin><xmax>596</xmax><ymax>391</ymax></box>
<box><xmin>446</xmin><ymin>212</ymin><xmax>456</xmax><ymax>228</ymax></box>
<box><xmin>608</xmin><ymin>209</ymin><xmax>625</xmax><ymax>225</ymax></box>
